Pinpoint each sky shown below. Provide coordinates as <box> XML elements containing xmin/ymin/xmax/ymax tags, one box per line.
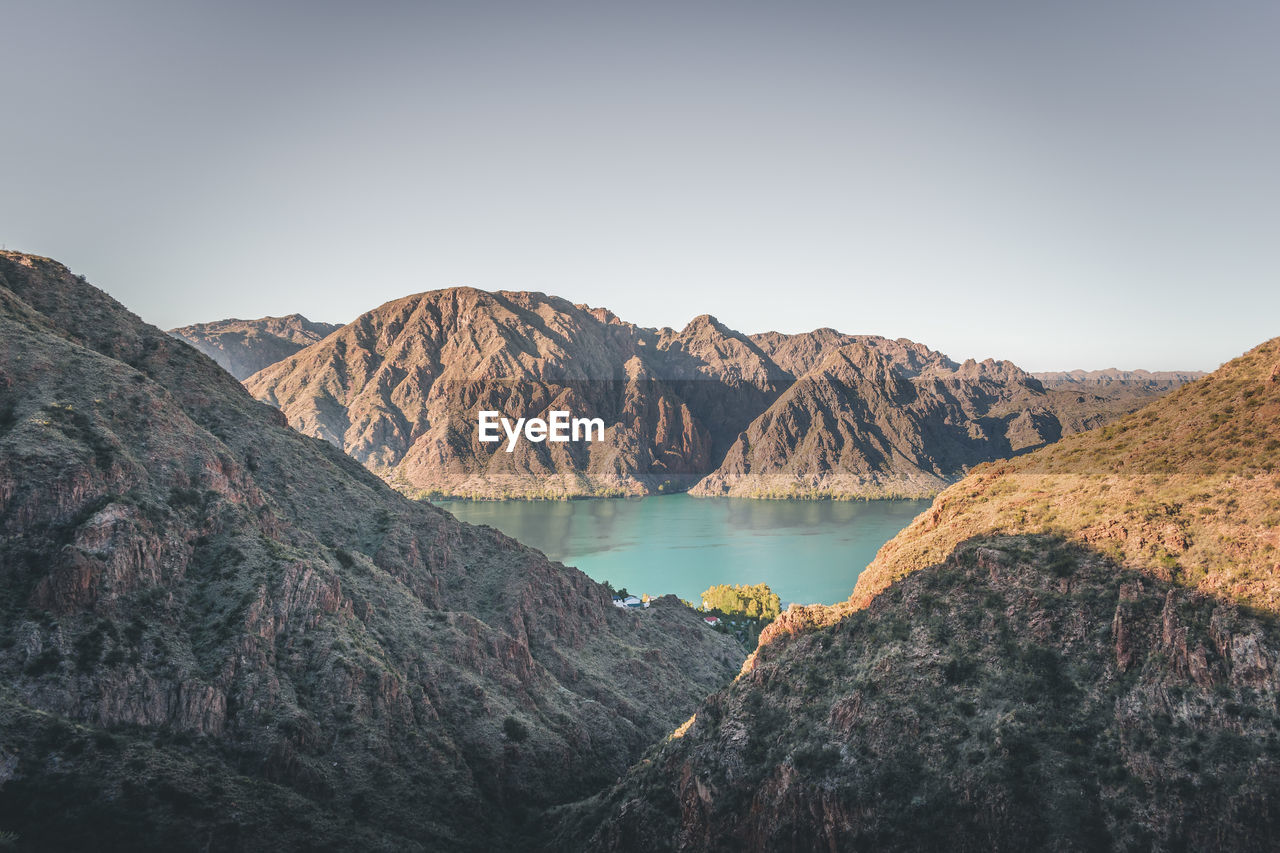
<box><xmin>2</xmin><ymin>0</ymin><xmax>1276</xmax><ymax>371</ymax></box>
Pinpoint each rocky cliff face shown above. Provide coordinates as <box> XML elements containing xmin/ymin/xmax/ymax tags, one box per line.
<box><xmin>553</xmin><ymin>339</ymin><xmax>1280</xmax><ymax>851</ymax></box>
<box><xmin>244</xmin><ymin>290</ymin><xmax>786</xmax><ymax>498</ymax></box>
<box><xmin>169</xmin><ymin>314</ymin><xmax>341</xmax><ymax>380</ymax></box>
<box><xmin>244</xmin><ymin>299</ymin><xmax>1180</xmax><ymax>499</ymax></box>
<box><xmin>0</xmin><ymin>252</ymin><xmax>742</xmax><ymax>851</ymax></box>
<box><xmin>690</xmin><ymin>332</ymin><xmax>1185</xmax><ymax>499</ymax></box>
<box><xmin>750</xmin><ymin>328</ymin><xmax>956</xmax><ymax>378</ymax></box>
<box><xmin>690</xmin><ymin>342</ymin><xmax>1056</xmax><ymax>498</ymax></box>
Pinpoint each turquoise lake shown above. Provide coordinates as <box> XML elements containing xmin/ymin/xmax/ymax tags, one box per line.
<box><xmin>435</xmin><ymin>495</ymin><xmax>931</xmax><ymax>606</ymax></box>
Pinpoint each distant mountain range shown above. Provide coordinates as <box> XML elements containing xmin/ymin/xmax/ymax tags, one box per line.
<box><xmin>169</xmin><ymin>314</ymin><xmax>341</xmax><ymax>380</ymax></box>
<box><xmin>170</xmin><ymin>290</ymin><xmax>1199</xmax><ymax>499</ymax></box>
<box><xmin>1033</xmin><ymin>367</ymin><xmax>1206</xmax><ymax>387</ymax></box>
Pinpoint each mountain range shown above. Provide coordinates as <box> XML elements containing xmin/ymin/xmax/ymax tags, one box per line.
<box><xmin>1033</xmin><ymin>368</ymin><xmax>1207</xmax><ymax>387</ymax></box>
<box><xmin>3</xmin><ymin>250</ymin><xmax>1277</xmax><ymax>850</ymax></box>
<box><xmin>170</xmin><ymin>290</ymin><xmax>1196</xmax><ymax>499</ymax></box>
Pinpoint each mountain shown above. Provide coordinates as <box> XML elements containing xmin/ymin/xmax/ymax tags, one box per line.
<box><xmin>244</xmin><ymin>296</ymin><xmax>1181</xmax><ymax>499</ymax></box>
<box><xmin>244</xmin><ymin>290</ymin><xmax>784</xmax><ymax>499</ymax></box>
<box><xmin>1034</xmin><ymin>368</ymin><xmax>1207</xmax><ymax>388</ymax></box>
<box><xmin>169</xmin><ymin>314</ymin><xmax>341</xmax><ymax>380</ymax></box>
<box><xmin>0</xmin><ymin>252</ymin><xmax>742</xmax><ymax>851</ymax></box>
<box><xmin>553</xmin><ymin>339</ymin><xmax>1280</xmax><ymax>851</ymax></box>
<box><xmin>854</xmin><ymin>339</ymin><xmax>1279</xmax><ymax>612</ymax></box>
<box><xmin>749</xmin><ymin>328</ymin><xmax>953</xmax><ymax>378</ymax></box>
<box><xmin>690</xmin><ymin>342</ymin><xmax>1059</xmax><ymax>498</ymax></box>
<box><xmin>691</xmin><ymin>332</ymin><xmax>1195</xmax><ymax>498</ymax></box>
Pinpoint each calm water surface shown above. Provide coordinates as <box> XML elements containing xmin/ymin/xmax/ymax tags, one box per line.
<box><xmin>436</xmin><ymin>495</ymin><xmax>930</xmax><ymax>606</ymax></box>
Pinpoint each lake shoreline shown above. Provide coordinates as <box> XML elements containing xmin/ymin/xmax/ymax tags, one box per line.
<box><xmin>426</xmin><ymin>492</ymin><xmax>939</xmax><ymax>503</ymax></box>
<box><xmin>435</xmin><ymin>494</ymin><xmax>932</xmax><ymax>607</ymax></box>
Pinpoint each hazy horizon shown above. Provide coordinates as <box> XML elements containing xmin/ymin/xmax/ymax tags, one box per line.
<box><xmin>157</xmin><ymin>282</ymin><xmax>1223</xmax><ymax>375</ymax></box>
<box><xmin>3</xmin><ymin>0</ymin><xmax>1277</xmax><ymax>372</ymax></box>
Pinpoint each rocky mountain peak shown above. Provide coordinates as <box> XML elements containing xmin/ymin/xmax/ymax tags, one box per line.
<box><xmin>169</xmin><ymin>311</ymin><xmax>342</xmax><ymax>380</ymax></box>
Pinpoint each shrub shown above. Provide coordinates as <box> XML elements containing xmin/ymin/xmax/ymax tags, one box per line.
<box><xmin>502</xmin><ymin>716</ymin><xmax>529</xmax><ymax>742</ymax></box>
<box><xmin>25</xmin><ymin>647</ymin><xmax>63</xmax><ymax>676</ymax></box>
<box><xmin>700</xmin><ymin>583</ymin><xmax>781</xmax><ymax>621</ymax></box>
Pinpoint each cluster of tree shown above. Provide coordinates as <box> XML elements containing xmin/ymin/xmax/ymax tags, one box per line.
<box><xmin>700</xmin><ymin>583</ymin><xmax>781</xmax><ymax>621</ymax></box>
<box><xmin>602</xmin><ymin>581</ymin><xmax>630</xmax><ymax>598</ymax></box>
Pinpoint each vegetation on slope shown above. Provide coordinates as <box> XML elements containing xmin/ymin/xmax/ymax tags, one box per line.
<box><xmin>552</xmin><ymin>338</ymin><xmax>1280</xmax><ymax>851</ymax></box>
<box><xmin>855</xmin><ymin>338</ymin><xmax>1280</xmax><ymax>614</ymax></box>
<box><xmin>554</xmin><ymin>538</ymin><xmax>1280</xmax><ymax>852</ymax></box>
<box><xmin>699</xmin><ymin>584</ymin><xmax>781</xmax><ymax>622</ymax></box>
<box><xmin>696</xmin><ymin>584</ymin><xmax>783</xmax><ymax>648</ymax></box>
<box><xmin>0</xmin><ymin>252</ymin><xmax>743</xmax><ymax>851</ymax></box>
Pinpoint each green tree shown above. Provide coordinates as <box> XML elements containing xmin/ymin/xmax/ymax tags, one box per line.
<box><xmin>700</xmin><ymin>583</ymin><xmax>781</xmax><ymax>622</ymax></box>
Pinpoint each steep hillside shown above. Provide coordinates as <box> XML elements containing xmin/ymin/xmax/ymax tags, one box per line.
<box><xmin>0</xmin><ymin>252</ymin><xmax>742</xmax><ymax>851</ymax></box>
<box><xmin>169</xmin><ymin>314</ymin><xmax>340</xmax><ymax>380</ymax></box>
<box><xmin>556</xmin><ymin>538</ymin><xmax>1280</xmax><ymax>852</ymax></box>
<box><xmin>855</xmin><ymin>339</ymin><xmax>1280</xmax><ymax>612</ymax></box>
<box><xmin>246</xmin><ymin>301</ymin><xmax>1176</xmax><ymax>499</ymax></box>
<box><xmin>555</xmin><ymin>339</ymin><xmax>1280</xmax><ymax>851</ymax></box>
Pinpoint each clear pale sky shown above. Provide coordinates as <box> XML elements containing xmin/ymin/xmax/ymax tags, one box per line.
<box><xmin>2</xmin><ymin>1</ymin><xmax>1276</xmax><ymax>371</ymax></box>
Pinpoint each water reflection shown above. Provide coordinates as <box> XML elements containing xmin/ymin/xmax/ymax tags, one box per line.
<box><xmin>435</xmin><ymin>495</ymin><xmax>930</xmax><ymax>606</ymax></box>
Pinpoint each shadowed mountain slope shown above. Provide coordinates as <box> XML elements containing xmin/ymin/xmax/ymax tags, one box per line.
<box><xmin>551</xmin><ymin>338</ymin><xmax>1280</xmax><ymax>852</ymax></box>
<box><xmin>0</xmin><ymin>252</ymin><xmax>742</xmax><ymax>851</ymax></box>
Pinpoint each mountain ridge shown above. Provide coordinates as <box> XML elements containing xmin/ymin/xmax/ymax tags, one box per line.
<box><xmin>235</xmin><ymin>289</ymin><xmax>1191</xmax><ymax>500</ymax></box>
<box><xmin>169</xmin><ymin>314</ymin><xmax>342</xmax><ymax>380</ymax></box>
<box><xmin>1034</xmin><ymin>368</ymin><xmax>1208</xmax><ymax>386</ymax></box>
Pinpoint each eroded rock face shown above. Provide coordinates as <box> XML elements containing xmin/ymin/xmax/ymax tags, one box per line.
<box><xmin>244</xmin><ymin>290</ymin><xmax>788</xmax><ymax>498</ymax></box>
<box><xmin>687</xmin><ymin>337</ymin><xmax>1174</xmax><ymax>499</ymax></box>
<box><xmin>0</xmin><ymin>252</ymin><xmax>743</xmax><ymax>851</ymax></box>
<box><xmin>689</xmin><ymin>343</ymin><xmax>1048</xmax><ymax>498</ymax></box>
<box><xmin>554</xmin><ymin>540</ymin><xmax>1280</xmax><ymax>852</ymax></box>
